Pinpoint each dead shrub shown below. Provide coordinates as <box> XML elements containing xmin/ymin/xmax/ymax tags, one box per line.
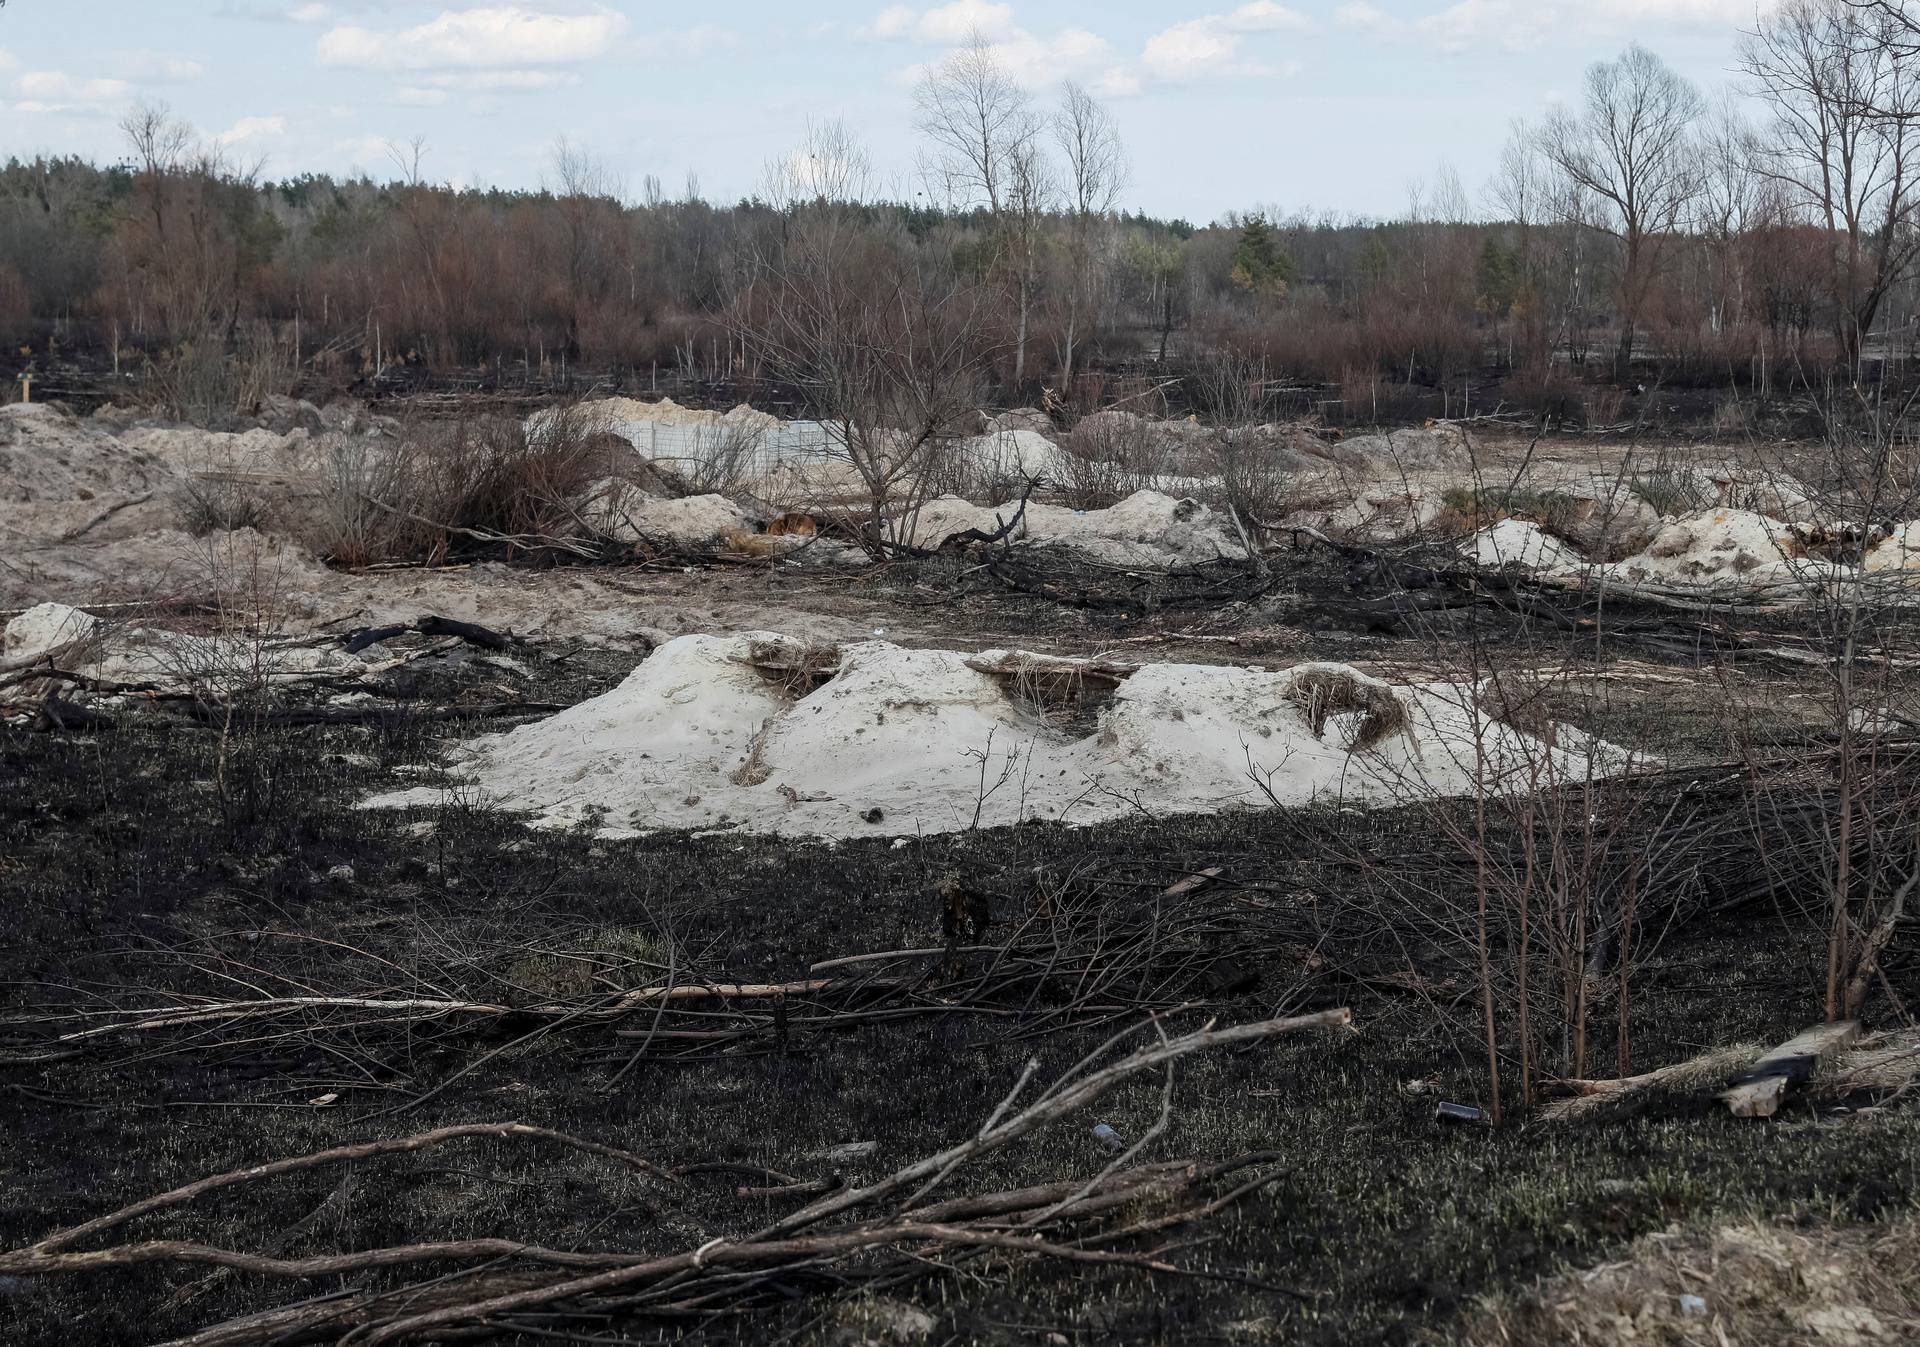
<box><xmin>1285</xmin><ymin>665</ymin><xmax>1413</xmax><ymax>753</ymax></box>
<box><xmin>171</xmin><ymin>475</ymin><xmax>273</xmax><ymax>536</ymax></box>
<box><xmin>313</xmin><ymin>403</ymin><xmax>619</xmax><ymax>564</ymax></box>
<box><xmin>146</xmin><ymin>321</ymin><xmax>293</xmax><ymax>427</ymax></box>
<box><xmin>1059</xmin><ymin>411</ymin><xmax>1180</xmax><ymax>509</ymax></box>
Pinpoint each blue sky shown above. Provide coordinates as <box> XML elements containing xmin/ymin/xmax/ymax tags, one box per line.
<box><xmin>0</xmin><ymin>1</ymin><xmax>1766</xmax><ymax>222</ymax></box>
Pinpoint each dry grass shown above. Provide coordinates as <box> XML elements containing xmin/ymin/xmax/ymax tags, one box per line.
<box><xmin>1541</xmin><ymin>1045</ymin><xmax>1759</xmax><ymax>1124</ymax></box>
<box><xmin>1462</xmin><ymin>1218</ymin><xmax>1920</xmax><ymax>1347</ymax></box>
<box><xmin>1285</xmin><ymin>664</ymin><xmax>1413</xmax><ymax>753</ymax></box>
<box><xmin>312</xmin><ymin>404</ymin><xmax>618</xmax><ymax>565</ymax></box>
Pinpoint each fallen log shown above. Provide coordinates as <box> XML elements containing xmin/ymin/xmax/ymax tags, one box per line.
<box><xmin>1722</xmin><ymin>1020</ymin><xmax>1860</xmax><ymax>1118</ymax></box>
<box><xmin>343</xmin><ymin>615</ymin><xmax>512</xmax><ymax>655</ymax></box>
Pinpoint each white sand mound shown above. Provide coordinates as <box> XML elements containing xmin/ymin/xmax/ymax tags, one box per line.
<box><xmin>1865</xmin><ymin>521</ymin><xmax>1920</xmax><ymax>574</ymax></box>
<box><xmin>364</xmin><ymin>633</ymin><xmax>1636</xmax><ymax>839</ymax></box>
<box><xmin>3</xmin><ymin>599</ymin><xmax>361</xmax><ymax>689</ymax></box>
<box><xmin>1335</xmin><ymin>423</ymin><xmax>1474</xmax><ymax>469</ymax></box>
<box><xmin>983</xmin><ymin>407</ymin><xmax>1054</xmax><ymax>436</ymax></box>
<box><xmin>1607</xmin><ymin>508</ymin><xmax>1802</xmax><ymax>583</ymax></box>
<box><xmin>1464</xmin><ymin>519</ymin><xmax>1582</xmax><ymax>570</ymax></box>
<box><xmin>0</xmin><ymin>403</ymin><xmax>179</xmax><ymax>545</ymax></box>
<box><xmin>585</xmin><ymin>481</ymin><xmax>759</xmax><ymax>549</ymax></box>
<box><xmin>4</xmin><ymin>601</ymin><xmax>101</xmax><ymax>663</ymax></box>
<box><xmin>554</xmin><ymin>397</ymin><xmax>781</xmax><ymax>438</ymax></box>
<box><xmin>905</xmin><ymin>489</ymin><xmax>1247</xmax><ymax>566</ymax></box>
<box><xmin>957</xmin><ymin>429</ymin><xmax>1075</xmax><ymax>482</ymax></box>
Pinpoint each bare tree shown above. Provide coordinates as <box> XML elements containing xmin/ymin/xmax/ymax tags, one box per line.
<box><xmin>1539</xmin><ymin>43</ymin><xmax>1705</xmax><ymax>379</ymax></box>
<box><xmin>915</xmin><ymin>32</ymin><xmax>1048</xmax><ymax>388</ymax></box>
<box><xmin>1741</xmin><ymin>0</ymin><xmax>1920</xmax><ymax>372</ymax></box>
<box><xmin>1694</xmin><ymin>97</ymin><xmax>1768</xmax><ymax>336</ymax></box>
<box><xmin>1486</xmin><ymin>120</ymin><xmax>1556</xmax><ymax>374</ymax></box>
<box><xmin>741</xmin><ymin>126</ymin><xmax>995</xmax><ymax>551</ymax></box>
<box><xmin>762</xmin><ymin>117</ymin><xmax>874</xmax><ymax>212</ymax></box>
<box><xmin>1052</xmin><ymin>81</ymin><xmax>1128</xmax><ymax>387</ymax></box>
<box><xmin>547</xmin><ymin>138</ymin><xmax>622</xmax><ymax>355</ymax></box>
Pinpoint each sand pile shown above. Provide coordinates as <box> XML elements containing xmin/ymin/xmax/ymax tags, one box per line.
<box><xmin>1866</xmin><ymin>521</ymin><xmax>1920</xmax><ymax>574</ymax></box>
<box><xmin>3</xmin><ymin>599</ymin><xmax>362</xmax><ymax>691</ymax></box>
<box><xmin>364</xmin><ymin>633</ymin><xmax>1636</xmax><ymax>839</ymax></box>
<box><xmin>1606</xmin><ymin>507</ymin><xmax>1804</xmax><ymax>582</ymax></box>
<box><xmin>0</xmin><ymin>403</ymin><xmax>178</xmax><ymax>545</ymax></box>
<box><xmin>557</xmin><ymin>397</ymin><xmax>782</xmax><ymax>439</ymax></box>
<box><xmin>1463</xmin><ymin>519</ymin><xmax>1583</xmax><ymax>570</ymax></box>
<box><xmin>1335</xmin><ymin>422</ymin><xmax>1475</xmax><ymax>469</ymax></box>
<box><xmin>584</xmin><ymin>481</ymin><xmax>762</xmax><ymax>550</ymax></box>
<box><xmin>907</xmin><ymin>489</ymin><xmax>1249</xmax><ymax>567</ymax></box>
<box><xmin>956</xmin><ymin>429</ymin><xmax>1076</xmax><ymax>483</ymax></box>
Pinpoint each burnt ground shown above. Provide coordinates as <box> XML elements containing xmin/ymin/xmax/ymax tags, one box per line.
<box><xmin>2</xmin><ymin>546</ymin><xmax>1917</xmax><ymax>1346</ymax></box>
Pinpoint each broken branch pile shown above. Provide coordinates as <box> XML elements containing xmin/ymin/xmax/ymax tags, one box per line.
<box><xmin>0</xmin><ymin>1009</ymin><xmax>1350</xmax><ymax>1346</ymax></box>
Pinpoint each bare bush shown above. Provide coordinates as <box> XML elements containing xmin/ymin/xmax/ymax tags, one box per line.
<box><xmin>1186</xmin><ymin>350</ymin><xmax>1298</xmax><ymax>531</ymax></box>
<box><xmin>147</xmin><ymin>321</ymin><xmax>294</xmax><ymax>426</ymax></box>
<box><xmin>1057</xmin><ymin>412</ymin><xmax>1179</xmax><ymax>509</ymax></box>
<box><xmin>311</xmin><ymin>404</ymin><xmax>617</xmax><ymax>565</ymax></box>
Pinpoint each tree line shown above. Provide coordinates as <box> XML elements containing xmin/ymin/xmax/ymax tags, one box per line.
<box><xmin>2</xmin><ymin>0</ymin><xmax>1918</xmax><ymax>418</ymax></box>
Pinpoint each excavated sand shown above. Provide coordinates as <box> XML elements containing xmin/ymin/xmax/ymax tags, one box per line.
<box><xmin>4</xmin><ymin>600</ymin><xmax>363</xmax><ymax>689</ymax></box>
<box><xmin>557</xmin><ymin>396</ymin><xmax>781</xmax><ymax>437</ymax></box>
<box><xmin>364</xmin><ymin>632</ymin><xmax>1637</xmax><ymax>839</ymax></box>
<box><xmin>907</xmin><ymin>490</ymin><xmax>1249</xmax><ymax>567</ymax></box>
<box><xmin>1463</xmin><ymin>518</ymin><xmax>1583</xmax><ymax>570</ymax></box>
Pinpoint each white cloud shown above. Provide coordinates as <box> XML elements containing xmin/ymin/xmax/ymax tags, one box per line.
<box><xmin>421</xmin><ymin>69</ymin><xmax>581</xmax><ymax>90</ymax></box>
<box><xmin>662</xmin><ymin>24</ymin><xmax>741</xmax><ymax>57</ymax></box>
<box><xmin>107</xmin><ymin>51</ymin><xmax>206</xmax><ymax>83</ymax></box>
<box><xmin>318</xmin><ymin>6</ymin><xmax>627</xmax><ymax>71</ymax></box>
<box><xmin>289</xmin><ymin>2</ymin><xmax>332</xmax><ymax>21</ymax></box>
<box><xmin>1131</xmin><ymin>4</ymin><xmax>1309</xmax><ymax>87</ymax></box>
<box><xmin>1334</xmin><ymin>1</ymin><xmax>1390</xmax><ymax>28</ymax></box>
<box><xmin>14</xmin><ymin>72</ymin><xmax>132</xmax><ymax>103</ymax></box>
<box><xmin>333</xmin><ymin>134</ymin><xmax>398</xmax><ymax>169</ymax></box>
<box><xmin>214</xmin><ymin>114</ymin><xmax>287</xmax><ymax>145</ymax></box>
<box><xmin>1355</xmin><ymin>0</ymin><xmax>1778</xmax><ymax>52</ymax></box>
<box><xmin>1223</xmin><ymin>1</ymin><xmax>1312</xmax><ymax>32</ymax></box>
<box><xmin>886</xmin><ymin>1</ymin><xmax>1306</xmax><ymax>97</ymax></box>
<box><xmin>868</xmin><ymin>1</ymin><xmax>1016</xmax><ymax>43</ymax></box>
<box><xmin>1140</xmin><ymin>20</ymin><xmax>1245</xmax><ymax>83</ymax></box>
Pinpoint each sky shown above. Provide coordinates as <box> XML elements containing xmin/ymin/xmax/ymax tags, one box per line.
<box><xmin>0</xmin><ymin>1</ymin><xmax>1772</xmax><ymax>223</ymax></box>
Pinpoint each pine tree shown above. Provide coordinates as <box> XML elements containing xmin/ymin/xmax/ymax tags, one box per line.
<box><xmin>1229</xmin><ymin>212</ymin><xmax>1295</xmax><ymax>299</ymax></box>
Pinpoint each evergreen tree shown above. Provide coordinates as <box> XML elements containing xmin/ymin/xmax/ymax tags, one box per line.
<box><xmin>1229</xmin><ymin>212</ymin><xmax>1295</xmax><ymax>299</ymax></box>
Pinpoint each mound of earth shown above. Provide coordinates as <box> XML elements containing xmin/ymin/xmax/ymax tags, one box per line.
<box><xmin>956</xmin><ymin>428</ymin><xmax>1075</xmax><ymax>482</ymax></box>
<box><xmin>585</xmin><ymin>481</ymin><xmax>763</xmax><ymax>550</ymax></box>
<box><xmin>364</xmin><ymin>632</ymin><xmax>1636</xmax><ymax>839</ymax></box>
<box><xmin>907</xmin><ymin>489</ymin><xmax>1249</xmax><ymax>567</ymax></box>
<box><xmin>1608</xmin><ymin>507</ymin><xmax>1805</xmax><ymax>582</ymax></box>
<box><xmin>1464</xmin><ymin>518</ymin><xmax>1583</xmax><ymax>570</ymax></box>
<box><xmin>1335</xmin><ymin>422</ymin><xmax>1475</xmax><ymax>469</ymax></box>
<box><xmin>556</xmin><ymin>396</ymin><xmax>782</xmax><ymax>438</ymax></box>
<box><xmin>0</xmin><ymin>403</ymin><xmax>179</xmax><ymax>545</ymax></box>
<box><xmin>4</xmin><ymin>598</ymin><xmax>362</xmax><ymax>691</ymax></box>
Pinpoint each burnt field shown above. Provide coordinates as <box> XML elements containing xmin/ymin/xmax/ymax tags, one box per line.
<box><xmin>4</xmin><ymin>542</ymin><xmax>1919</xmax><ymax>1347</ymax></box>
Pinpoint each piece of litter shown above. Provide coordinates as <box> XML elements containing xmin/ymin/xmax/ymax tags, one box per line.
<box><xmin>1091</xmin><ymin>1122</ymin><xmax>1125</xmax><ymax>1152</ymax></box>
<box><xmin>1434</xmin><ymin>1101</ymin><xmax>1483</xmax><ymax>1123</ymax></box>
<box><xmin>1678</xmin><ymin>1294</ymin><xmax>1707</xmax><ymax>1316</ymax></box>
